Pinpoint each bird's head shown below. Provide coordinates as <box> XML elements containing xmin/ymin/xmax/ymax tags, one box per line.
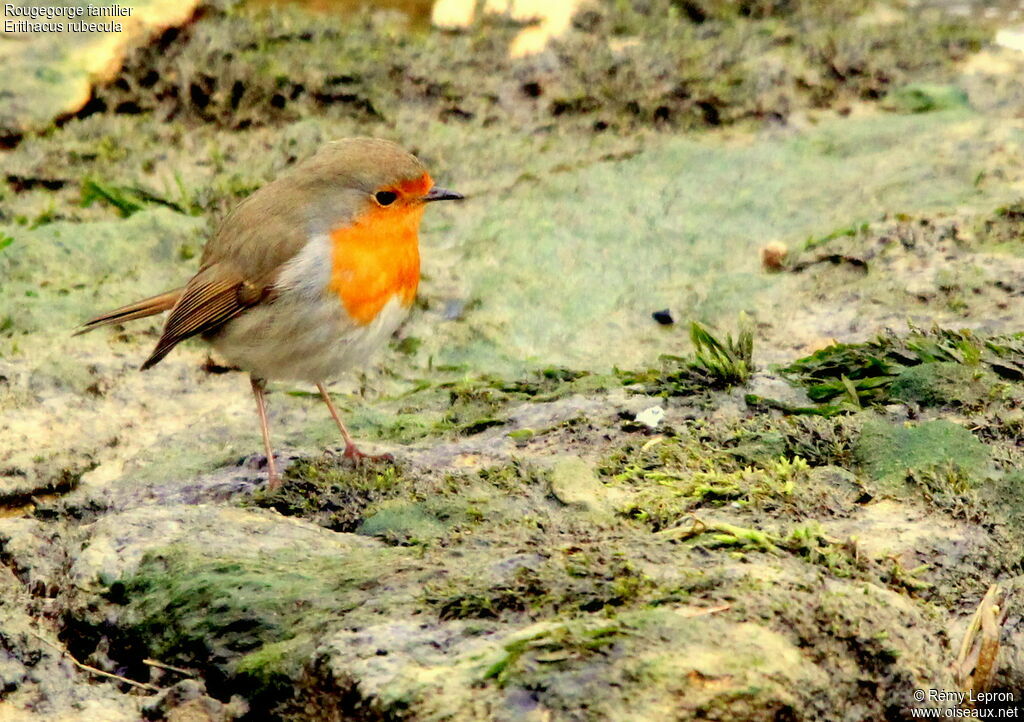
<box><xmin>303</xmin><ymin>138</ymin><xmax>462</xmax><ymax>226</ymax></box>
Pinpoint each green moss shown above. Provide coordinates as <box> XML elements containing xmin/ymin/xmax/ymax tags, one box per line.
<box><xmin>661</xmin><ymin>517</ymin><xmax>782</xmax><ymax>554</ymax></box>
<box><xmin>803</xmin><ymin>222</ymin><xmax>870</xmax><ymax>251</ymax></box>
<box><xmin>472</xmin><ymin>459</ymin><xmax>549</xmax><ymax>494</ymax></box>
<box><xmin>72</xmin><ymin>0</ymin><xmax>988</xmax><ymax>138</ymax></box>
<box><xmin>317</xmin><ymin>404</ymin><xmax>445</xmax><ymax>445</ymax></box>
<box><xmin>482</xmin><ymin>620</ymin><xmax>623</xmax><ymax>688</ymax></box>
<box><xmin>307</xmin><ymin>367</ymin><xmax>612</xmax><ymax>448</ymax></box>
<box><xmin>775</xmin><ymin>416</ymin><xmax>857</xmax><ymax>469</ymax></box>
<box><xmin>555</xmin><ymin>0</ymin><xmax>985</xmax><ymax>129</ymax></box>
<box><xmin>236</xmin><ymin>635</ymin><xmax>314</xmax><ymax>700</ymax></box>
<box><xmin>249</xmin><ymin>455</ymin><xmax>408</xmax><ymax>532</ymax></box>
<box><xmin>357</xmin><ymin>499</ymin><xmax>453</xmax><ymax>544</ymax></box>
<box><xmin>602</xmin><ymin>426</ymin><xmax>832</xmax><ymax>530</ymax></box>
<box><xmin>508</xmin><ymin>428</ymin><xmax>536</xmax><ymax>447</ymax></box>
<box><xmin>782</xmin><ymin>523</ymin><xmax>860</xmax><ymax>578</ymax></box>
<box><xmin>979</xmin><ymin>472</ymin><xmax>1024</xmax><ymax>537</ymax></box>
<box><xmin>115</xmin><ymin>541</ymin><xmax>398</xmax><ymax>698</ymax></box>
<box><xmin>508</xmin><ymin>609</ymin><xmax>831</xmax><ymax>717</ymax></box>
<box><xmin>972</xmin><ymin>200</ymin><xmax>1024</xmax><ymax>256</ymax></box>
<box><xmin>427</xmin><ymin>566</ymin><xmax>549</xmax><ymax>621</ymax></box>
<box><xmin>881</xmin><ymin>83</ymin><xmax>970</xmax><ymax>114</ymax></box>
<box><xmin>430</xmin><ymin>553</ymin><xmax>653</xmax><ymax>622</ymax></box>
<box><xmin>889</xmin><ymin>361</ymin><xmax>1000</xmax><ymax>409</ymax></box>
<box><xmin>854</xmin><ymin>418</ymin><xmax>989</xmax><ymax>489</ymax></box>
<box><xmin>778</xmin><ymin>328</ymin><xmax>1024</xmax><ymax>412</ymax></box>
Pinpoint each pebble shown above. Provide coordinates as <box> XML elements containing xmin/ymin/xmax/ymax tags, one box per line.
<box><xmin>634</xmin><ymin>405</ymin><xmax>665</xmax><ymax>429</ymax></box>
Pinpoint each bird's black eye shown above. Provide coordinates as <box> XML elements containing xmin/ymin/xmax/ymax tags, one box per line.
<box><xmin>375</xmin><ymin>191</ymin><xmax>398</xmax><ymax>206</ymax></box>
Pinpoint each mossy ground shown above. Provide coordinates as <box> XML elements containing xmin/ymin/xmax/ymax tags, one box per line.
<box><xmin>70</xmin><ymin>318</ymin><xmax>1024</xmax><ymax>717</ymax></box>
<box><xmin>83</xmin><ymin>366</ymin><xmax>1024</xmax><ymax>718</ymax></box>
<box><xmin>5</xmin><ymin>0</ymin><xmax>1024</xmax><ymax>720</ymax></box>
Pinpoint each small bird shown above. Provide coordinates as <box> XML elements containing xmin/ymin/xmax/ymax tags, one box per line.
<box><xmin>77</xmin><ymin>138</ymin><xmax>463</xmax><ymax>489</ymax></box>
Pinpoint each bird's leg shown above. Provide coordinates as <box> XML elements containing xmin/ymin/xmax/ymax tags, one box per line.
<box><xmin>250</xmin><ymin>375</ymin><xmax>281</xmax><ymax>490</ymax></box>
<box><xmin>316</xmin><ymin>382</ymin><xmax>393</xmax><ymax>464</ymax></box>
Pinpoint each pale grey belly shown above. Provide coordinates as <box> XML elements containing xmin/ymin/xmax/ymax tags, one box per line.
<box><xmin>206</xmin><ymin>292</ymin><xmax>410</xmax><ymax>383</ymax></box>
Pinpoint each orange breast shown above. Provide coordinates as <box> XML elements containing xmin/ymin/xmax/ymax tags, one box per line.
<box><xmin>328</xmin><ymin>198</ymin><xmax>424</xmax><ymax>325</ymax></box>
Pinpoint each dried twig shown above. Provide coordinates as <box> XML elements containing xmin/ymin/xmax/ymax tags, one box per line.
<box><xmin>29</xmin><ymin>630</ymin><xmax>159</xmax><ymax>693</ymax></box>
<box><xmin>143</xmin><ymin>658</ymin><xmax>195</xmax><ymax>677</ymax></box>
<box><xmin>676</xmin><ymin>604</ymin><xmax>731</xmax><ymax>618</ymax></box>
<box><xmin>954</xmin><ymin>584</ymin><xmax>1008</xmax><ymax>695</ymax></box>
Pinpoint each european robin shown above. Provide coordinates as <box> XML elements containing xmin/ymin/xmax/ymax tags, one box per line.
<box><xmin>77</xmin><ymin>138</ymin><xmax>463</xmax><ymax>490</ymax></box>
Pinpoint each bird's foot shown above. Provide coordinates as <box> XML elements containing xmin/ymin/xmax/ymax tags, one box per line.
<box><xmin>241</xmin><ymin>454</ymin><xmax>284</xmax><ymax>491</ymax></box>
<box><xmin>342</xmin><ymin>442</ymin><xmax>394</xmax><ymax>465</ymax></box>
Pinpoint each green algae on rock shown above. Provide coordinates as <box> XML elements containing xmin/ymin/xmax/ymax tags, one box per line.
<box><xmin>889</xmin><ymin>361</ymin><xmax>1002</xmax><ymax>409</ymax></box>
<box><xmin>111</xmin><ymin>540</ymin><xmax>398</xmax><ymax>704</ymax></box>
<box><xmin>854</xmin><ymin>417</ymin><xmax>990</xmax><ymax>487</ymax></box>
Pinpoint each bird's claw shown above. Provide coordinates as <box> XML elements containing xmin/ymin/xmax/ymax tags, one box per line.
<box><xmin>342</xmin><ymin>443</ymin><xmax>394</xmax><ymax>465</ymax></box>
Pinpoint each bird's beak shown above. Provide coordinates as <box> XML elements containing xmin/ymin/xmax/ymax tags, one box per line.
<box><xmin>422</xmin><ymin>187</ymin><xmax>464</xmax><ymax>203</ymax></box>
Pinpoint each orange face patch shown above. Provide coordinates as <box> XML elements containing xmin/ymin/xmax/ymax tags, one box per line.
<box><xmin>328</xmin><ymin>173</ymin><xmax>432</xmax><ymax>325</ymax></box>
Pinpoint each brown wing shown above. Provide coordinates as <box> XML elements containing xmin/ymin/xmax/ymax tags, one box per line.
<box><xmin>139</xmin><ymin>143</ymin><xmax>366</xmax><ymax>369</ymax></box>
<box><xmin>138</xmin><ymin>179</ymin><xmax>316</xmax><ymax>371</ymax></box>
<box><xmin>139</xmin><ymin>266</ymin><xmax>269</xmax><ymax>370</ymax></box>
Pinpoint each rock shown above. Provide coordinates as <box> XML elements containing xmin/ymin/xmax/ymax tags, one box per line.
<box><xmin>651</xmin><ymin>309</ymin><xmax>674</xmax><ymax>325</ymax></box>
<box><xmin>310</xmin><ymin>619</ymin><xmax>501</xmax><ymax>718</ymax></box>
<box><xmin>0</xmin><ymin>451</ymin><xmax>95</xmax><ymax>507</ymax></box>
<box><xmin>0</xmin><ymin>517</ymin><xmax>67</xmax><ymax>598</ymax></box>
<box><xmin>633</xmin><ymin>405</ymin><xmax>665</xmax><ymax>429</ymax></box>
<box><xmin>141</xmin><ymin>679</ymin><xmax>248</xmax><ymax>722</ymax></box>
<box><xmin>821</xmin><ymin>499</ymin><xmax>976</xmax><ymax>565</ymax></box>
<box><xmin>306</xmin><ymin>609</ymin><xmax>833</xmax><ymax>720</ymax></box>
<box><xmin>68</xmin><ymin>505</ymin><xmax>379</xmax><ymax>590</ymax></box>
<box><xmin>547</xmin><ymin>456</ymin><xmax>620</xmax><ymax>520</ymax></box>
<box><xmin>0</xmin><ymin>565</ymin><xmax>139</xmax><ymax>720</ymax></box>
<box><xmin>745</xmin><ymin>372</ymin><xmax>813</xmax><ymax>409</ymax></box>
<box><xmin>760</xmin><ymin>241</ymin><xmax>788</xmax><ymax>271</ymax></box>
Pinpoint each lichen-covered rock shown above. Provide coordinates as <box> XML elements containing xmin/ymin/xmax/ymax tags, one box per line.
<box><xmin>140</xmin><ymin>678</ymin><xmax>248</xmax><ymax>722</ymax></box>
<box><xmin>0</xmin><ymin>564</ymin><xmax>139</xmax><ymax>720</ymax></box>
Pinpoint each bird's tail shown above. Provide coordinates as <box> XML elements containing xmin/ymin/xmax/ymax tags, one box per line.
<box><xmin>74</xmin><ymin>288</ymin><xmax>184</xmax><ymax>336</ymax></box>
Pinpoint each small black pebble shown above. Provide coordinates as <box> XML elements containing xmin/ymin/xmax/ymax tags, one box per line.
<box><xmin>652</xmin><ymin>309</ymin><xmax>674</xmax><ymax>325</ymax></box>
